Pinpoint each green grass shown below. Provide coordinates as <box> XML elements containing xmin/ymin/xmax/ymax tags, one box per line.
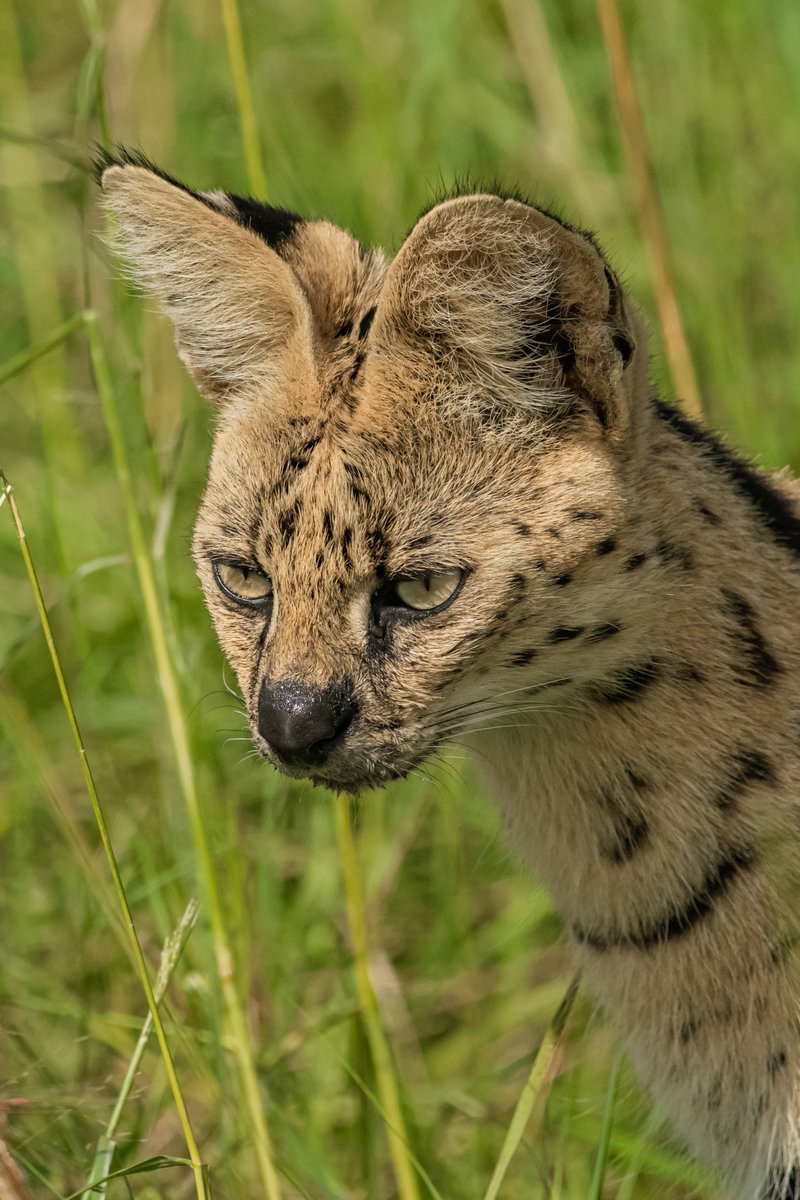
<box><xmin>1</xmin><ymin>0</ymin><xmax>799</xmax><ymax>1196</ymax></box>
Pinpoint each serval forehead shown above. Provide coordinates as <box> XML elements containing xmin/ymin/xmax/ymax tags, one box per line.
<box><xmin>202</xmin><ymin>408</ymin><xmax>510</xmax><ymax>589</ymax></box>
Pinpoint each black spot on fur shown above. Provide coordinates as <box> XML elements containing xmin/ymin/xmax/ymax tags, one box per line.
<box><xmin>553</xmin><ymin>572</ymin><xmax>572</xmax><ymax>587</ymax></box>
<box><xmin>547</xmin><ymin>526</ymin><xmax>561</xmax><ymax>539</ymax></box>
<box><xmin>278</xmin><ymin>499</ymin><xmax>302</xmax><ymax>546</ymax></box>
<box><xmin>624</xmin><ymin>552</ymin><xmax>647</xmax><ymax>572</ymax></box>
<box><xmin>763</xmin><ymin>1165</ymin><xmax>800</xmax><ymax>1200</ymax></box>
<box><xmin>510</xmin><ymin>573</ymin><xmax>527</xmax><ymax>595</ymax></box>
<box><xmin>693</xmin><ymin>499</ymin><xmax>721</xmax><ymax>525</ymax></box>
<box><xmin>587</xmin><ymin>622</ymin><xmax>621</xmax><ymax>643</ymax></box>
<box><xmin>358</xmin><ymin>307</ymin><xmax>377</xmax><ymax>339</ymax></box>
<box><xmin>721</xmin><ymin>589</ymin><xmax>781</xmax><ymax>687</ymax></box>
<box><xmin>712</xmin><ymin>748</ymin><xmax>776</xmax><ymax>811</ymax></box>
<box><xmin>768</xmin><ymin>1050</ymin><xmax>788</xmax><ymax>1077</ymax></box>
<box><xmin>315</xmin><ymin>550</ymin><xmax>324</xmax><ymax>571</ymax></box>
<box><xmin>574</xmin><ymin>844</ymin><xmax>755</xmax><ymax>950</ymax></box>
<box><xmin>571</xmin><ymin>510</ymin><xmax>603</xmax><ymax>521</ymax></box>
<box><xmin>599</xmin><ymin>768</ymin><xmax>650</xmax><ymax>864</ymax></box>
<box><xmin>350</xmin><ymin>484</ymin><xmax>369</xmax><ymax>505</ymax></box>
<box><xmin>366</xmin><ymin>526</ymin><xmax>389</xmax><ymax>569</ymax></box>
<box><xmin>656</xmin><ymin>538</ymin><xmax>694</xmax><ymax>570</ymax></box>
<box><xmin>512</xmin><ymin>520</ymin><xmax>531</xmax><ymax>537</ymax></box>
<box><xmin>350</xmin><ymin>351</ymin><xmax>366</xmax><ymax>381</ymax></box>
<box><xmin>335</xmin><ymin>319</ymin><xmax>354</xmax><ymax>339</ymax></box>
<box><xmin>548</xmin><ymin>626</ymin><xmax>584</xmax><ymax>643</ymax></box>
<box><xmin>736</xmin><ymin>748</ymin><xmax>775</xmax><ymax>784</ymax></box>
<box><xmin>679</xmin><ymin>1018</ymin><xmax>699</xmax><ymax>1044</ymax></box>
<box><xmin>593</xmin><ymin>660</ymin><xmax>660</xmax><ymax>704</ymax></box>
<box><xmin>604</xmin><ymin>808</ymin><xmax>649</xmax><ymax>864</ymax></box>
<box><xmin>408</xmin><ymin>534</ymin><xmax>433</xmax><ymax>549</ymax></box>
<box><xmin>341</xmin><ymin>527</ymin><xmax>353</xmax><ymax>570</ymax></box>
<box><xmin>322</xmin><ymin>510</ymin><xmax>335</xmax><ymax>544</ymax></box>
<box><xmin>510</xmin><ymin>649</ymin><xmax>537</xmax><ymax>667</ymax></box>
<box><xmin>596</xmin><ymin>537</ymin><xmax>617</xmax><ymax>556</ymax></box>
<box><xmin>676</xmin><ymin>664</ymin><xmax>704</xmax><ymax>684</ymax></box>
<box><xmin>655</xmin><ymin>398</ymin><xmax>800</xmax><ymax>558</ymax></box>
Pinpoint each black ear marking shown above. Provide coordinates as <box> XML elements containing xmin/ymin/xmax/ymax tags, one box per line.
<box><xmin>96</xmin><ymin>145</ymin><xmax>305</xmax><ymax>253</ymax></box>
<box><xmin>224</xmin><ymin>193</ymin><xmax>305</xmax><ymax>251</ymax></box>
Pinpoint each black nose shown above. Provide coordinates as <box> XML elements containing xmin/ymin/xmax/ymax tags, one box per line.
<box><xmin>257</xmin><ymin>678</ymin><xmax>357</xmax><ymax>767</ymax></box>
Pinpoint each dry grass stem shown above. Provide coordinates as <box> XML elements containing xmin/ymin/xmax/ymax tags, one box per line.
<box><xmin>595</xmin><ymin>0</ymin><xmax>702</xmax><ymax>418</ymax></box>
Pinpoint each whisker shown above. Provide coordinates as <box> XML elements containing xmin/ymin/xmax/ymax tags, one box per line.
<box><xmin>429</xmin><ymin>702</ymin><xmax>565</xmax><ymax>739</ymax></box>
<box><xmin>431</xmin><ymin>676</ymin><xmax>573</xmax><ymax>723</ymax></box>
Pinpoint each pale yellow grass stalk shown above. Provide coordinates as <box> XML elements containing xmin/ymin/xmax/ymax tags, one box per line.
<box><xmin>333</xmin><ymin>793</ymin><xmax>422</xmax><ymax>1200</ymax></box>
<box><xmin>595</xmin><ymin>0</ymin><xmax>703</xmax><ymax>419</ymax></box>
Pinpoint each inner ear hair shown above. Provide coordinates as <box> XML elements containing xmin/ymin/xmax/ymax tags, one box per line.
<box><xmin>375</xmin><ymin>192</ymin><xmax>638</xmax><ymax>432</ymax></box>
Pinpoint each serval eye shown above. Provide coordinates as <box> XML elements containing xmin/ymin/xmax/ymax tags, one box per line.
<box><xmin>392</xmin><ymin>569</ymin><xmax>464</xmax><ymax>613</ymax></box>
<box><xmin>212</xmin><ymin>560</ymin><xmax>273</xmax><ymax>607</ymax></box>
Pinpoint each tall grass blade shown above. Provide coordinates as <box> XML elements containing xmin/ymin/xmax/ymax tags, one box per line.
<box><xmin>587</xmin><ymin>1051</ymin><xmax>622</xmax><ymax>1200</ymax></box>
<box><xmin>333</xmin><ymin>793</ymin><xmax>422</xmax><ymax>1200</ymax></box>
<box><xmin>0</xmin><ymin>0</ymin><xmax>87</xmax><ymax>544</ymax></box>
<box><xmin>83</xmin><ymin>312</ymin><xmax>284</xmax><ymax>1200</ymax></box>
<box><xmin>482</xmin><ymin>974</ymin><xmax>580</xmax><ymax>1200</ymax></box>
<box><xmin>595</xmin><ymin>0</ymin><xmax>702</xmax><ymax>418</ymax></box>
<box><xmin>0</xmin><ymin>471</ymin><xmax>208</xmax><ymax>1200</ymax></box>
<box><xmin>498</xmin><ymin>0</ymin><xmax>603</xmax><ymax>216</ymax></box>
<box><xmin>65</xmin><ymin>1156</ymin><xmax>200</xmax><ymax>1199</ymax></box>
<box><xmin>75</xmin><ymin>0</ymin><xmax>112</xmax><ymax>149</ymax></box>
<box><xmin>218</xmin><ymin>0</ymin><xmax>268</xmax><ymax>197</ymax></box>
<box><xmin>82</xmin><ymin>901</ymin><xmax>199</xmax><ymax>1197</ymax></box>
<box><xmin>0</xmin><ymin>313</ymin><xmax>87</xmax><ymax>388</ymax></box>
<box><xmin>0</xmin><ymin>684</ymin><xmax>128</xmax><ymax>950</ymax></box>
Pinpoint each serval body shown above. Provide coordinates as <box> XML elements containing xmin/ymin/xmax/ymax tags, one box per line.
<box><xmin>100</xmin><ymin>151</ymin><xmax>800</xmax><ymax>1197</ymax></box>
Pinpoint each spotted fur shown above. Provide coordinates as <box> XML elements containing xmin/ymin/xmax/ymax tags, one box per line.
<box><xmin>100</xmin><ymin>152</ymin><xmax>800</xmax><ymax>1197</ymax></box>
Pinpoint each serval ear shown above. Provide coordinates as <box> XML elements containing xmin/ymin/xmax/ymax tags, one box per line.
<box><xmin>98</xmin><ymin>152</ymin><xmax>315</xmax><ymax>409</ymax></box>
<box><xmin>375</xmin><ymin>192</ymin><xmax>641</xmax><ymax>434</ymax></box>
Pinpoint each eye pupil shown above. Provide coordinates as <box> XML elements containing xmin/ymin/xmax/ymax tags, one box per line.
<box><xmin>390</xmin><ymin>568</ymin><xmax>464</xmax><ymax>613</ymax></box>
<box><xmin>212</xmin><ymin>560</ymin><xmax>272</xmax><ymax>607</ymax></box>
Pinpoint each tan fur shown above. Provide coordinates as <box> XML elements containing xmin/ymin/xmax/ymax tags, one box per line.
<box><xmin>102</xmin><ymin>160</ymin><xmax>800</xmax><ymax>1197</ymax></box>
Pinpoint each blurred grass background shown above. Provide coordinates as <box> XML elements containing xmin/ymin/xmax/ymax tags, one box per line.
<box><xmin>1</xmin><ymin>0</ymin><xmax>799</xmax><ymax>1196</ymax></box>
